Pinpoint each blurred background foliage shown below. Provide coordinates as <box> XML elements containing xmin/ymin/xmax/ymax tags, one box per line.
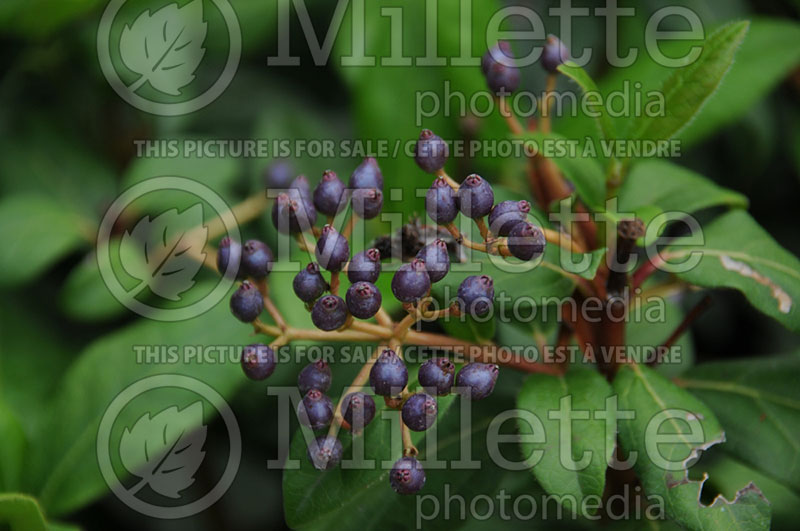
<box><xmin>0</xmin><ymin>0</ymin><xmax>799</xmax><ymax>529</ymax></box>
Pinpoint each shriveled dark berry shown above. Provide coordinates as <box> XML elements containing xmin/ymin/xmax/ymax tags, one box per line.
<box><xmin>217</xmin><ymin>237</ymin><xmax>244</xmax><ymax>280</ymax></box>
<box><xmin>350</xmin><ymin>157</ymin><xmax>383</xmax><ymax>190</ymax></box>
<box><xmin>488</xmin><ymin>200</ymin><xmax>531</xmax><ymax>237</ymax></box>
<box><xmin>351</xmin><ymin>188</ymin><xmax>383</xmax><ymax>219</ymax></box>
<box><xmin>272</xmin><ymin>193</ymin><xmax>317</xmax><ymax>234</ymax></box>
<box><xmin>425</xmin><ymin>177</ymin><xmax>459</xmax><ymax>224</ymax></box>
<box><xmin>482</xmin><ymin>42</ymin><xmax>520</xmax><ymax>94</ymax></box>
<box><xmin>315</xmin><ymin>225</ymin><xmax>350</xmax><ymax>272</ymax></box>
<box><xmin>313</xmin><ymin>170</ymin><xmax>348</xmax><ymax>216</ymax></box>
<box><xmin>508</xmin><ymin>222</ymin><xmax>546</xmax><ymax>261</ymax></box>
<box><xmin>414</xmin><ymin>129</ymin><xmax>449</xmax><ymax>173</ymax></box>
<box><xmin>293</xmin><ymin>262</ymin><xmax>329</xmax><ymax>303</ymax></box>
<box><xmin>457</xmin><ymin>275</ymin><xmax>494</xmax><ymax>317</ymax></box>
<box><xmin>391</xmin><ymin>258</ymin><xmax>431</xmax><ymax>303</ymax></box>
<box><xmin>416</xmin><ymin>239</ymin><xmax>450</xmax><ymax>283</ymax></box>
<box><xmin>307</xmin><ymin>435</ymin><xmax>343</xmax><ymax>470</ymax></box>
<box><xmin>311</xmin><ymin>295</ymin><xmax>348</xmax><ymax>331</ymax></box>
<box><xmin>542</xmin><ymin>34</ymin><xmax>569</xmax><ymax>73</ymax></box>
<box><xmin>297</xmin><ymin>389</ymin><xmax>334</xmax><ymax>430</ymax></box>
<box><xmin>240</xmin><ymin>343</ymin><xmax>276</xmax><ymax>380</ymax></box>
<box><xmin>346</xmin><ymin>281</ymin><xmax>382</xmax><ymax>319</ymax></box>
<box><xmin>347</xmin><ymin>248</ymin><xmax>381</xmax><ymax>284</ymax></box>
<box><xmin>401</xmin><ymin>393</ymin><xmax>438</xmax><ymax>432</ymax></box>
<box><xmin>458</xmin><ymin>174</ymin><xmax>494</xmax><ymax>219</ymax></box>
<box><xmin>264</xmin><ymin>160</ymin><xmax>293</xmax><ymax>190</ymax></box>
<box><xmin>369</xmin><ymin>349</ymin><xmax>408</xmax><ymax>396</ymax></box>
<box><xmin>455</xmin><ymin>362</ymin><xmax>499</xmax><ymax>400</ymax></box>
<box><xmin>341</xmin><ymin>392</ymin><xmax>376</xmax><ymax>431</ymax></box>
<box><xmin>418</xmin><ymin>357</ymin><xmax>455</xmax><ymax>396</ymax></box>
<box><xmin>297</xmin><ymin>360</ymin><xmax>332</xmax><ymax>394</ymax></box>
<box><xmin>241</xmin><ymin>239</ymin><xmax>273</xmax><ymax>278</ymax></box>
<box><xmin>390</xmin><ymin>457</ymin><xmax>426</xmax><ymax>494</ymax></box>
<box><xmin>230</xmin><ymin>281</ymin><xmax>263</xmax><ymax>322</ymax></box>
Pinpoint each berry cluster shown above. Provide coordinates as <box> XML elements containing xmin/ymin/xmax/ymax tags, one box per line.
<box><xmin>218</xmin><ymin>39</ymin><xmax>564</xmax><ymax>497</ymax></box>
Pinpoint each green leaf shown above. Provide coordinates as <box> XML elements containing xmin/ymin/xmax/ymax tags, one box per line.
<box><xmin>700</xmin><ymin>453</ymin><xmax>800</xmax><ymax>531</ymax></box>
<box><xmin>665</xmin><ymin>210</ymin><xmax>800</xmax><ymax>332</ymax></box>
<box><xmin>615</xmin><ymin>364</ymin><xmax>771</xmax><ymax>530</ymax></box>
<box><xmin>27</xmin><ymin>282</ymin><xmax>249</xmax><ymax>516</ymax></box>
<box><xmin>60</xmin><ymin>237</ymin><xmax>149</xmax><ymax>321</ymax></box>
<box><xmin>681</xmin><ymin>18</ymin><xmax>800</xmax><ymax>145</ymax></box>
<box><xmin>0</xmin><ymin>402</ymin><xmax>25</xmax><ymax>491</ymax></box>
<box><xmin>0</xmin><ymin>493</ymin><xmax>48</xmax><ymax>531</ymax></box>
<box><xmin>0</xmin><ymin>119</ymin><xmax>116</xmax><ymax>216</ymax></box>
<box><xmin>676</xmin><ymin>353</ymin><xmax>800</xmax><ymax>492</ymax></box>
<box><xmin>516</xmin><ymin>369</ymin><xmax>615</xmax><ymax>514</ymax></box>
<box><xmin>631</xmin><ymin>21</ymin><xmax>749</xmax><ymax>144</ymax></box>
<box><xmin>0</xmin><ymin>195</ymin><xmax>91</xmax><ymax>287</ymax></box>
<box><xmin>619</xmin><ymin>160</ymin><xmax>748</xmax><ymax>224</ymax></box>
<box><xmin>626</xmin><ymin>298</ymin><xmax>695</xmax><ymax>378</ymax></box>
<box><xmin>558</xmin><ymin>62</ymin><xmax>617</xmax><ymax>143</ymax></box>
<box><xmin>0</xmin><ymin>0</ymin><xmax>102</xmax><ymax>39</ymax></box>
<box><xmin>0</xmin><ymin>296</ymin><xmax>76</xmax><ymax>438</ymax></box>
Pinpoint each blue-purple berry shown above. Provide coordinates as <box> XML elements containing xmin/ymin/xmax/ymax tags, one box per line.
<box><xmin>311</xmin><ymin>295</ymin><xmax>348</xmax><ymax>331</ymax></box>
<box><xmin>297</xmin><ymin>389</ymin><xmax>334</xmax><ymax>430</ymax></box>
<box><xmin>401</xmin><ymin>393</ymin><xmax>438</xmax><ymax>432</ymax></box>
<box><xmin>240</xmin><ymin>343</ymin><xmax>276</xmax><ymax>380</ymax></box>
<box><xmin>508</xmin><ymin>222</ymin><xmax>546</xmax><ymax>261</ymax></box>
<box><xmin>488</xmin><ymin>200</ymin><xmax>531</xmax><ymax>237</ymax></box>
<box><xmin>241</xmin><ymin>239</ymin><xmax>273</xmax><ymax>278</ymax></box>
<box><xmin>418</xmin><ymin>358</ymin><xmax>455</xmax><ymax>396</ymax></box>
<box><xmin>455</xmin><ymin>362</ymin><xmax>499</xmax><ymax>400</ymax></box>
<box><xmin>390</xmin><ymin>457</ymin><xmax>426</xmax><ymax>494</ymax></box>
<box><xmin>313</xmin><ymin>170</ymin><xmax>348</xmax><ymax>216</ymax></box>
<box><xmin>307</xmin><ymin>435</ymin><xmax>343</xmax><ymax>470</ymax></box>
<box><xmin>542</xmin><ymin>35</ymin><xmax>569</xmax><ymax>73</ymax></box>
<box><xmin>264</xmin><ymin>160</ymin><xmax>293</xmax><ymax>190</ymax></box>
<box><xmin>457</xmin><ymin>275</ymin><xmax>494</xmax><ymax>317</ymax></box>
<box><xmin>346</xmin><ymin>281</ymin><xmax>382</xmax><ymax>319</ymax></box>
<box><xmin>230</xmin><ymin>281</ymin><xmax>263</xmax><ymax>322</ymax></box>
<box><xmin>272</xmin><ymin>193</ymin><xmax>317</xmax><ymax>234</ymax></box>
<box><xmin>351</xmin><ymin>188</ymin><xmax>383</xmax><ymax>219</ymax></box>
<box><xmin>315</xmin><ymin>225</ymin><xmax>350</xmax><ymax>272</ymax></box>
<box><xmin>416</xmin><ymin>239</ymin><xmax>450</xmax><ymax>283</ymax></box>
<box><xmin>217</xmin><ymin>237</ymin><xmax>244</xmax><ymax>280</ymax></box>
<box><xmin>482</xmin><ymin>42</ymin><xmax>520</xmax><ymax>94</ymax></box>
<box><xmin>481</xmin><ymin>41</ymin><xmax>513</xmax><ymax>75</ymax></box>
<box><xmin>457</xmin><ymin>174</ymin><xmax>494</xmax><ymax>219</ymax></box>
<box><xmin>298</xmin><ymin>360</ymin><xmax>332</xmax><ymax>394</ymax></box>
<box><xmin>391</xmin><ymin>258</ymin><xmax>431</xmax><ymax>303</ymax></box>
<box><xmin>341</xmin><ymin>392</ymin><xmax>376</xmax><ymax>431</ymax></box>
<box><xmin>347</xmin><ymin>248</ymin><xmax>381</xmax><ymax>284</ymax></box>
<box><xmin>290</xmin><ymin>174</ymin><xmax>313</xmax><ymax>203</ymax></box>
<box><xmin>369</xmin><ymin>349</ymin><xmax>408</xmax><ymax>396</ymax></box>
<box><xmin>350</xmin><ymin>157</ymin><xmax>383</xmax><ymax>190</ymax></box>
<box><xmin>414</xmin><ymin>129</ymin><xmax>449</xmax><ymax>173</ymax></box>
<box><xmin>293</xmin><ymin>262</ymin><xmax>329</xmax><ymax>303</ymax></box>
<box><xmin>426</xmin><ymin>177</ymin><xmax>459</xmax><ymax>224</ymax></box>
